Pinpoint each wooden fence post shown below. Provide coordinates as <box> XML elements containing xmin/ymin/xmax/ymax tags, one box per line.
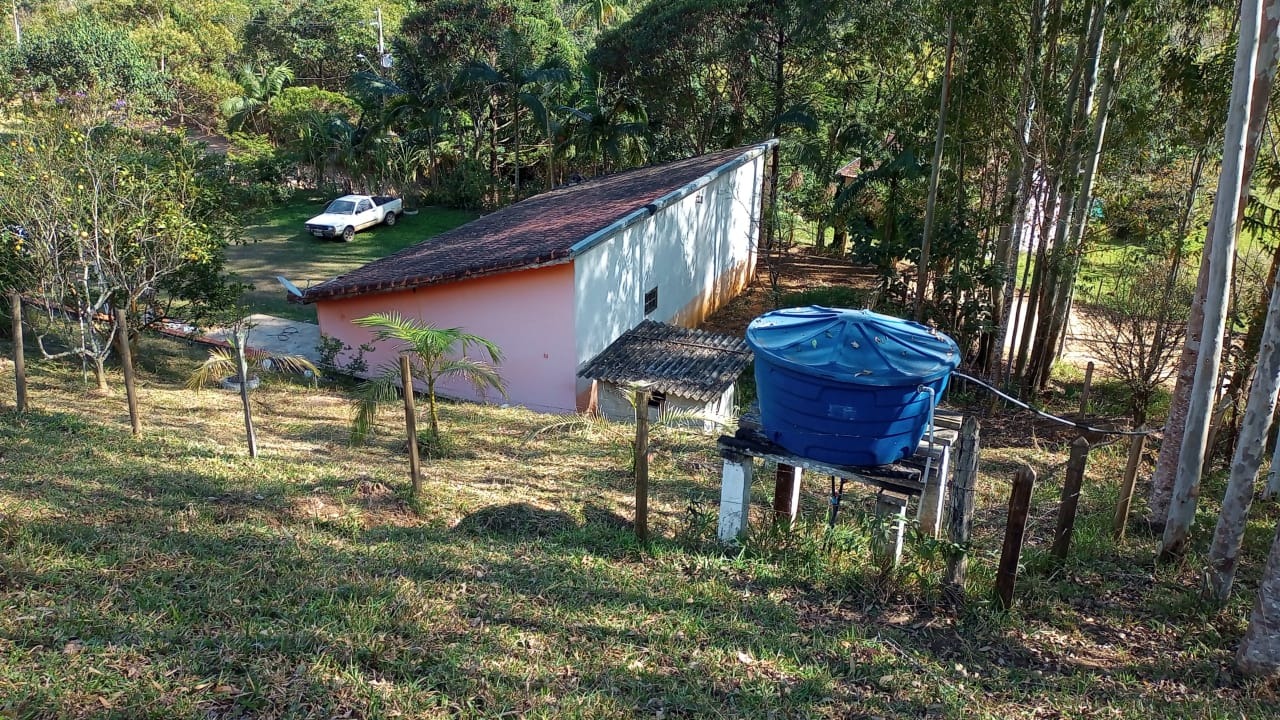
<box><xmin>1079</xmin><ymin>361</ymin><xmax>1094</xmax><ymax>416</ymax></box>
<box><xmin>113</xmin><ymin>308</ymin><xmax>141</xmax><ymax>436</ymax></box>
<box><xmin>995</xmin><ymin>464</ymin><xmax>1036</xmax><ymax>609</ymax></box>
<box><xmin>944</xmin><ymin>416</ymin><xmax>980</xmax><ymax>592</ymax></box>
<box><xmin>1052</xmin><ymin>436</ymin><xmax>1091</xmax><ymax>560</ymax></box>
<box><xmin>634</xmin><ymin>388</ymin><xmax>650</xmax><ymax>542</ymax></box>
<box><xmin>1112</xmin><ymin>431</ymin><xmax>1147</xmax><ymax>540</ymax></box>
<box><xmin>10</xmin><ymin>291</ymin><xmax>26</xmax><ymax>413</ymax></box>
<box><xmin>399</xmin><ymin>355</ymin><xmax>422</xmax><ymax>502</ymax></box>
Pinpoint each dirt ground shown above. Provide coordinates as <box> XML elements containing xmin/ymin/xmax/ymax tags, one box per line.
<box><xmin>699</xmin><ymin>249</ymin><xmax>880</xmax><ymax>336</ymax></box>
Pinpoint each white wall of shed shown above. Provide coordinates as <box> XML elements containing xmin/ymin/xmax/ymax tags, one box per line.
<box><xmin>572</xmin><ymin>153</ymin><xmax>767</xmax><ymax>390</ymax></box>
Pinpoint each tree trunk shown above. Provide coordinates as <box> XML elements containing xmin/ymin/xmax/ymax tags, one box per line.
<box><xmin>914</xmin><ymin>17</ymin><xmax>956</xmax><ymax>322</ymax></box>
<box><xmin>1237</xmin><ymin>515</ymin><xmax>1280</xmax><ymax>674</ymax></box>
<box><xmin>1208</xmin><ymin>268</ymin><xmax>1280</xmax><ymax>601</ymax></box>
<box><xmin>236</xmin><ymin>336</ymin><xmax>258</xmax><ymax>459</ymax></box>
<box><xmin>1161</xmin><ymin>0</ymin><xmax>1265</xmax><ymax>559</ymax></box>
<box><xmin>1150</xmin><ymin>1</ymin><xmax>1280</xmax><ymax>527</ymax></box>
<box><xmin>513</xmin><ymin>95</ymin><xmax>521</xmax><ymax>199</ymax></box>
<box><xmin>1219</xmin><ymin>238</ymin><xmax>1280</xmax><ymax>461</ymax></box>
<box><xmin>1027</xmin><ymin>0</ymin><xmax>1110</xmax><ymax>389</ymax></box>
<box><xmin>1034</xmin><ymin>5</ymin><xmax>1126</xmax><ymax>390</ymax></box>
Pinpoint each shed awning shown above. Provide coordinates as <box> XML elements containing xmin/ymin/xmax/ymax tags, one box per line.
<box><xmin>578</xmin><ymin>321</ymin><xmax>752</xmax><ymax>403</ymax></box>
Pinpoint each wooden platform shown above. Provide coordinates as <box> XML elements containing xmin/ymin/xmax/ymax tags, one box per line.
<box><xmin>716</xmin><ymin>409</ymin><xmax>963</xmax><ymax>555</ymax></box>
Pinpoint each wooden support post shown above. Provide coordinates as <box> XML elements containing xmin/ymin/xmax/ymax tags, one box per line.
<box><xmin>772</xmin><ymin>463</ymin><xmax>802</xmax><ymax>529</ymax></box>
<box><xmin>995</xmin><ymin>464</ymin><xmax>1036</xmax><ymax>610</ymax></box>
<box><xmin>917</xmin><ymin>435</ymin><xmax>954</xmax><ymax>538</ymax></box>
<box><xmin>1112</xmin><ymin>431</ymin><xmax>1147</xmax><ymax>541</ymax></box>
<box><xmin>399</xmin><ymin>355</ymin><xmax>422</xmax><ymax>502</ymax></box>
<box><xmin>10</xmin><ymin>291</ymin><xmax>25</xmax><ymax>413</ymax></box>
<box><xmin>113</xmin><ymin>308</ymin><xmax>140</xmax><ymax>436</ymax></box>
<box><xmin>718</xmin><ymin>452</ymin><xmax>754</xmax><ymax>543</ymax></box>
<box><xmin>944</xmin><ymin>416</ymin><xmax>980</xmax><ymax>591</ymax></box>
<box><xmin>873</xmin><ymin>491</ymin><xmax>909</xmax><ymax>568</ymax></box>
<box><xmin>1052</xmin><ymin>436</ymin><xmax>1091</xmax><ymax>560</ymax></box>
<box><xmin>634</xmin><ymin>389</ymin><xmax>650</xmax><ymax>542</ymax></box>
<box><xmin>1079</xmin><ymin>361</ymin><xmax>1094</xmax><ymax>416</ymax></box>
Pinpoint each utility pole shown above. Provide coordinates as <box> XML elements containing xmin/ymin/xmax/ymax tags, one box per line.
<box><xmin>12</xmin><ymin>0</ymin><xmax>21</xmax><ymax>47</ymax></box>
<box><xmin>373</xmin><ymin>7</ymin><xmax>391</xmax><ymax>68</ymax></box>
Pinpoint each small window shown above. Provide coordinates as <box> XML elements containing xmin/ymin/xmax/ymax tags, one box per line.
<box><xmin>644</xmin><ymin>287</ymin><xmax>658</xmax><ymax>315</ymax></box>
<box><xmin>356</xmin><ymin>200</ymin><xmax>372</xmax><ymax>212</ymax></box>
<box><xmin>647</xmin><ymin>391</ymin><xmax>665</xmax><ymax>409</ymax></box>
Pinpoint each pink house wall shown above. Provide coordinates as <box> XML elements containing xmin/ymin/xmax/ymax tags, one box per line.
<box><xmin>314</xmin><ymin>262</ymin><xmax>580</xmax><ymax>414</ymax></box>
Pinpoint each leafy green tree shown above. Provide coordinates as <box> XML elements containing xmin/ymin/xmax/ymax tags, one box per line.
<box><xmin>9</xmin><ymin>15</ymin><xmax>167</xmax><ymax>111</ymax></box>
<box><xmin>0</xmin><ymin>108</ymin><xmax>241</xmax><ymax>388</ymax></box>
<box><xmin>240</xmin><ymin>0</ymin><xmax>404</xmax><ymax>92</ymax></box>
<box><xmin>350</xmin><ymin>312</ymin><xmax>505</xmax><ymax>453</ymax></box>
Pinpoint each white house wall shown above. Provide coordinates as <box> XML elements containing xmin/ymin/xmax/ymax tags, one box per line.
<box><xmin>572</xmin><ymin>150</ymin><xmax>767</xmax><ymax>384</ymax></box>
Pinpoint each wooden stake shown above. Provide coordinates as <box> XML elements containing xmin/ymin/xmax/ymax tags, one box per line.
<box><xmin>113</xmin><ymin>307</ymin><xmax>140</xmax><ymax>436</ymax></box>
<box><xmin>1052</xmin><ymin>436</ymin><xmax>1091</xmax><ymax>559</ymax></box>
<box><xmin>10</xmin><ymin>291</ymin><xmax>25</xmax><ymax>413</ymax></box>
<box><xmin>944</xmin><ymin>415</ymin><xmax>980</xmax><ymax>592</ymax></box>
<box><xmin>772</xmin><ymin>463</ymin><xmax>802</xmax><ymax>529</ymax></box>
<box><xmin>634</xmin><ymin>389</ymin><xmax>650</xmax><ymax>542</ymax></box>
<box><xmin>995</xmin><ymin>464</ymin><xmax>1036</xmax><ymax>609</ymax></box>
<box><xmin>1079</xmin><ymin>361</ymin><xmax>1094</xmax><ymax>416</ymax></box>
<box><xmin>1113</xmin><ymin>431</ymin><xmax>1147</xmax><ymax>540</ymax></box>
<box><xmin>400</xmin><ymin>355</ymin><xmax>422</xmax><ymax>501</ymax></box>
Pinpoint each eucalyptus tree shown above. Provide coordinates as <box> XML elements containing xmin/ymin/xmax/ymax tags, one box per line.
<box><xmin>1149</xmin><ymin>0</ymin><xmax>1279</xmax><ymax>529</ymax></box>
<box><xmin>1161</xmin><ymin>0</ymin><xmax>1270</xmax><ymax>559</ymax></box>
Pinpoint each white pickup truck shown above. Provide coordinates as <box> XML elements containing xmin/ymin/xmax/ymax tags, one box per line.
<box><xmin>304</xmin><ymin>194</ymin><xmax>402</xmax><ymax>241</ymax></box>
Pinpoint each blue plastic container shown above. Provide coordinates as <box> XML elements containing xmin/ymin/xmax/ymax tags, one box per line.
<box><xmin>746</xmin><ymin>306</ymin><xmax>960</xmax><ymax>466</ymax></box>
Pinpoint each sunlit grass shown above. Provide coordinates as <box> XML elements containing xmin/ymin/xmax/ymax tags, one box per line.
<box><xmin>224</xmin><ymin>193</ymin><xmax>476</xmax><ymax>321</ymax></box>
<box><xmin>0</xmin><ymin>336</ymin><xmax>1276</xmax><ymax>718</ymax></box>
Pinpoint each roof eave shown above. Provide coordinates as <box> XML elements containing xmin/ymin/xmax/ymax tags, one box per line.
<box><xmin>567</xmin><ymin>139</ymin><xmax>778</xmax><ymax>258</ymax></box>
<box><xmin>302</xmin><ymin>255</ymin><xmax>574</xmax><ymax>304</ymax></box>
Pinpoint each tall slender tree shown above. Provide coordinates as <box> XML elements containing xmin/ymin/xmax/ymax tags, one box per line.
<box><xmin>1161</xmin><ymin>0</ymin><xmax>1265</xmax><ymax>559</ymax></box>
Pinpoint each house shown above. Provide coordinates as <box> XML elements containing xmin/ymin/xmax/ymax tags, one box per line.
<box><xmin>577</xmin><ymin>320</ymin><xmax>752</xmax><ymax>430</ymax></box>
<box><xmin>301</xmin><ymin>140</ymin><xmax>776</xmax><ymax>414</ymax></box>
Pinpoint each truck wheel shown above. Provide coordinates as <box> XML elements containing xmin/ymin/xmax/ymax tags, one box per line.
<box><xmin>342</xmin><ymin>226</ymin><xmax>355</xmax><ymax>242</ymax></box>
<box><xmin>383</xmin><ymin>211</ymin><xmax>397</xmax><ymax>227</ymax></box>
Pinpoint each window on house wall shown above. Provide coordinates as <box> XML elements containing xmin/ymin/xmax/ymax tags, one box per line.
<box><xmin>644</xmin><ymin>287</ymin><xmax>658</xmax><ymax>315</ymax></box>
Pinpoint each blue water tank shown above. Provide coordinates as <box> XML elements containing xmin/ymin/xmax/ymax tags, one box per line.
<box><xmin>746</xmin><ymin>306</ymin><xmax>960</xmax><ymax>466</ymax></box>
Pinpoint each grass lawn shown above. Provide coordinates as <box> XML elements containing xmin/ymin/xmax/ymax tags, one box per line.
<box><xmin>225</xmin><ymin>193</ymin><xmax>476</xmax><ymax>322</ymax></box>
<box><xmin>1</xmin><ymin>337</ymin><xmax>1279</xmax><ymax>718</ymax></box>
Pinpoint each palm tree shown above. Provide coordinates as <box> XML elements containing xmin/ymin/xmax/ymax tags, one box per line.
<box><xmin>187</xmin><ymin>324</ymin><xmax>318</xmax><ymax>458</ymax></box>
<box><xmin>573</xmin><ymin>0</ymin><xmax>630</xmax><ymax>29</ymax></box>
<box><xmin>457</xmin><ymin>60</ymin><xmax>572</xmax><ymax>199</ymax></box>
<box><xmin>561</xmin><ymin>80</ymin><xmax>650</xmax><ymax>175</ymax></box>
<box><xmin>220</xmin><ymin>63</ymin><xmax>294</xmax><ymax>134</ymax></box>
<box><xmin>350</xmin><ymin>312</ymin><xmax>506</xmax><ymax>452</ymax></box>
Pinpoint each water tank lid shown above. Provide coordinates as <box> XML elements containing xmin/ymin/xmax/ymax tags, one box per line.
<box><xmin>746</xmin><ymin>306</ymin><xmax>960</xmax><ymax>387</ymax></box>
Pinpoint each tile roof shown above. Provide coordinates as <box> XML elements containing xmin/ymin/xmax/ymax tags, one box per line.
<box><xmin>578</xmin><ymin>320</ymin><xmax>753</xmax><ymax>403</ymax></box>
<box><xmin>302</xmin><ymin>142</ymin><xmax>774</xmax><ymax>303</ymax></box>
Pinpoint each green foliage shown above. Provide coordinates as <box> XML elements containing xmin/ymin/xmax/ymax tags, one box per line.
<box><xmin>241</xmin><ymin>0</ymin><xmax>385</xmax><ymax>92</ymax></box>
<box><xmin>10</xmin><ymin>15</ymin><xmax>168</xmax><ymax>111</ymax></box>
<box><xmin>0</xmin><ymin>107</ymin><xmax>242</xmax><ymax>326</ymax></box>
<box><xmin>221</xmin><ymin>63</ymin><xmax>295</xmax><ymax>134</ymax></box>
<box><xmin>349</xmin><ymin>312</ymin><xmax>506</xmax><ymax>447</ymax></box>
<box><xmin>426</xmin><ymin>156</ymin><xmax>491</xmax><ymax>209</ymax></box>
